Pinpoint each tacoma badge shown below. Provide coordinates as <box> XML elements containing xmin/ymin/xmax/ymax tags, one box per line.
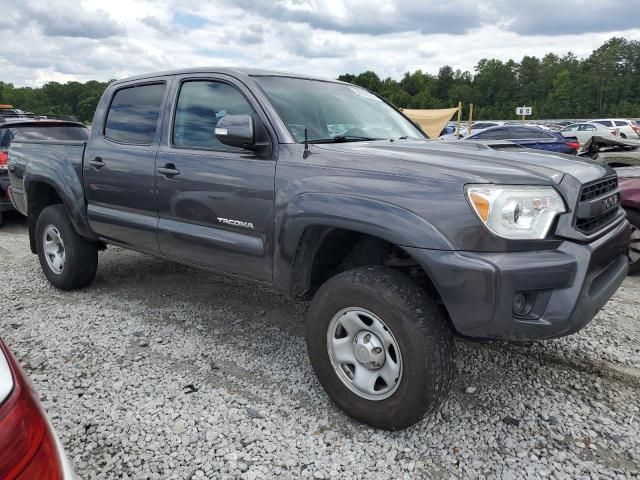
<box><xmin>217</xmin><ymin>217</ymin><xmax>254</xmax><ymax>229</ymax></box>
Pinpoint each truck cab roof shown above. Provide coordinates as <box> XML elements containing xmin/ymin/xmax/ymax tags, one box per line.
<box><xmin>111</xmin><ymin>67</ymin><xmax>342</xmax><ymax>86</ymax></box>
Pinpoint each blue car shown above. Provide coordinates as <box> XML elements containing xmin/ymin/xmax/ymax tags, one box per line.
<box><xmin>466</xmin><ymin>125</ymin><xmax>579</xmax><ymax>154</ymax></box>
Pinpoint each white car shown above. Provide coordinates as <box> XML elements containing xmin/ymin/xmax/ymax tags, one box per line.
<box><xmin>560</xmin><ymin>122</ymin><xmax>619</xmax><ymax>145</ymax></box>
<box><xmin>591</xmin><ymin>118</ymin><xmax>640</xmax><ymax>139</ymax></box>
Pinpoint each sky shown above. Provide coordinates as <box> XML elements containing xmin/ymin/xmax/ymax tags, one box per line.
<box><xmin>1</xmin><ymin>0</ymin><xmax>640</xmax><ymax>87</ymax></box>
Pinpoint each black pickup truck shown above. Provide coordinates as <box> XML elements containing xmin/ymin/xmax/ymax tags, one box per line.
<box><xmin>7</xmin><ymin>68</ymin><xmax>630</xmax><ymax>429</ymax></box>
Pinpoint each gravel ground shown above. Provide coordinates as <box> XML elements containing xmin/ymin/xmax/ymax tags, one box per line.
<box><xmin>1</xmin><ymin>212</ymin><xmax>639</xmax><ymax>479</ymax></box>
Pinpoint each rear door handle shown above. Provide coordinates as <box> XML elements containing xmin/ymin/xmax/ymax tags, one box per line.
<box><xmin>89</xmin><ymin>157</ymin><xmax>105</xmax><ymax>169</ymax></box>
<box><xmin>157</xmin><ymin>163</ymin><xmax>180</xmax><ymax>177</ymax></box>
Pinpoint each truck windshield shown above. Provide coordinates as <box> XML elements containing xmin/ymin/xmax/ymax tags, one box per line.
<box><xmin>254</xmin><ymin>76</ymin><xmax>425</xmax><ymax>143</ymax></box>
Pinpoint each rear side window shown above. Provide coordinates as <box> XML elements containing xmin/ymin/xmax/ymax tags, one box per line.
<box><xmin>472</xmin><ymin>122</ymin><xmax>498</xmax><ymax>130</ymax></box>
<box><xmin>473</xmin><ymin>128</ymin><xmax>508</xmax><ymax>140</ymax></box>
<box><xmin>104</xmin><ymin>83</ymin><xmax>166</xmax><ymax>144</ymax></box>
<box><xmin>509</xmin><ymin>127</ymin><xmax>551</xmax><ymax>139</ymax></box>
<box><xmin>172</xmin><ymin>80</ymin><xmax>256</xmax><ymax>151</ymax></box>
<box><xmin>614</xmin><ymin>120</ymin><xmax>628</xmax><ymax>126</ymax></box>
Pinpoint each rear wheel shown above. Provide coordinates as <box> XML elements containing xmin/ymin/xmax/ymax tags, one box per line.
<box><xmin>306</xmin><ymin>266</ymin><xmax>455</xmax><ymax>430</ymax></box>
<box><xmin>627</xmin><ymin>209</ymin><xmax>640</xmax><ymax>275</ymax></box>
<box><xmin>35</xmin><ymin>204</ymin><xmax>98</xmax><ymax>289</ymax></box>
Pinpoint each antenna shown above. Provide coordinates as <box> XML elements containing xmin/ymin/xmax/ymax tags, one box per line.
<box><xmin>303</xmin><ymin>128</ymin><xmax>310</xmax><ymax>158</ymax></box>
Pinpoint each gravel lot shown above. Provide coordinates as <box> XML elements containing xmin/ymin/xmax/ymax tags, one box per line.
<box><xmin>1</xmin><ymin>212</ymin><xmax>639</xmax><ymax>479</ymax></box>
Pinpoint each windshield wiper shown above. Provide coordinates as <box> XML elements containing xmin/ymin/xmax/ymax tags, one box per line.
<box><xmin>308</xmin><ymin>135</ymin><xmax>381</xmax><ymax>143</ymax></box>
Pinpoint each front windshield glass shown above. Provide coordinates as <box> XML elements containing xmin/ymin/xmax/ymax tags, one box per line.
<box><xmin>254</xmin><ymin>76</ymin><xmax>425</xmax><ymax>142</ymax></box>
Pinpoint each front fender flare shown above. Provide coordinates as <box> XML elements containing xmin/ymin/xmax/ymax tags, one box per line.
<box><xmin>273</xmin><ymin>192</ymin><xmax>452</xmax><ymax>296</ymax></box>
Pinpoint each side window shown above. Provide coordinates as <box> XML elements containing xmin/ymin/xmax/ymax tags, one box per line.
<box><xmin>615</xmin><ymin>120</ymin><xmax>627</xmax><ymax>126</ymax></box>
<box><xmin>579</xmin><ymin>124</ymin><xmax>596</xmax><ymax>131</ymax></box>
<box><xmin>173</xmin><ymin>80</ymin><xmax>256</xmax><ymax>151</ymax></box>
<box><xmin>104</xmin><ymin>83</ymin><xmax>166</xmax><ymax>144</ymax></box>
<box><xmin>510</xmin><ymin>127</ymin><xmax>549</xmax><ymax>139</ymax></box>
<box><xmin>594</xmin><ymin>120</ymin><xmax>611</xmax><ymax>127</ymax></box>
<box><xmin>475</xmin><ymin>128</ymin><xmax>508</xmax><ymax>140</ymax></box>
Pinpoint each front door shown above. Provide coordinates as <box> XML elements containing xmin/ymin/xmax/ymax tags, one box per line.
<box><xmin>155</xmin><ymin>76</ymin><xmax>276</xmax><ymax>281</ymax></box>
<box><xmin>84</xmin><ymin>80</ymin><xmax>170</xmax><ymax>253</ymax></box>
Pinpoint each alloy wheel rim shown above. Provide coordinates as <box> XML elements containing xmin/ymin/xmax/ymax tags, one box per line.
<box><xmin>327</xmin><ymin>307</ymin><xmax>402</xmax><ymax>401</ymax></box>
<box><xmin>630</xmin><ymin>223</ymin><xmax>640</xmax><ymax>264</ymax></box>
<box><xmin>43</xmin><ymin>225</ymin><xmax>65</xmax><ymax>275</ymax></box>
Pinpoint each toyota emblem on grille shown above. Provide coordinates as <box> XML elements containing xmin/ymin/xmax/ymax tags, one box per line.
<box><xmin>602</xmin><ymin>194</ymin><xmax>617</xmax><ymax>211</ymax></box>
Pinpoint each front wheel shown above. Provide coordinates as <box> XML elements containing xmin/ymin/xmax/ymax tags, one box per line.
<box><xmin>35</xmin><ymin>204</ymin><xmax>98</xmax><ymax>290</ymax></box>
<box><xmin>306</xmin><ymin>266</ymin><xmax>455</xmax><ymax>430</ymax></box>
<box><xmin>627</xmin><ymin>209</ymin><xmax>640</xmax><ymax>275</ymax></box>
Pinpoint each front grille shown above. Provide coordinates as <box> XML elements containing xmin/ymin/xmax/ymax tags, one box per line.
<box><xmin>580</xmin><ymin>177</ymin><xmax>617</xmax><ymax>202</ymax></box>
<box><xmin>576</xmin><ymin>208</ymin><xmax>618</xmax><ymax>234</ymax></box>
<box><xmin>575</xmin><ymin>176</ymin><xmax>620</xmax><ymax>235</ymax></box>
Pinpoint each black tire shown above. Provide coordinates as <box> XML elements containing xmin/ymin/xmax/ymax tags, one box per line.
<box><xmin>627</xmin><ymin>209</ymin><xmax>640</xmax><ymax>275</ymax></box>
<box><xmin>35</xmin><ymin>204</ymin><xmax>98</xmax><ymax>290</ymax></box>
<box><xmin>306</xmin><ymin>266</ymin><xmax>455</xmax><ymax>430</ymax></box>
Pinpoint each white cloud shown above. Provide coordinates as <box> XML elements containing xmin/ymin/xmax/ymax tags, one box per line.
<box><xmin>1</xmin><ymin>0</ymin><xmax>639</xmax><ymax>87</ymax></box>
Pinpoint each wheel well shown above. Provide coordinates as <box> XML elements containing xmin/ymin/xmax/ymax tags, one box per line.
<box><xmin>26</xmin><ymin>182</ymin><xmax>64</xmax><ymax>253</ymax></box>
<box><xmin>290</xmin><ymin>226</ymin><xmax>441</xmax><ymax>302</ymax></box>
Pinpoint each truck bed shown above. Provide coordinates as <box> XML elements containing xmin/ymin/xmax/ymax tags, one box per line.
<box><xmin>8</xmin><ymin>140</ymin><xmax>87</xmax><ymax>216</ymax></box>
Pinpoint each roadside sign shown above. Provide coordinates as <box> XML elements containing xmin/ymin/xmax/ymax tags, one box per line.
<box><xmin>516</xmin><ymin>106</ymin><xmax>532</xmax><ymax>116</ymax></box>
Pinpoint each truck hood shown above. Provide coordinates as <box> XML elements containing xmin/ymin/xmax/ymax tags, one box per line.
<box><xmin>315</xmin><ymin>139</ymin><xmax>612</xmax><ymax>185</ymax></box>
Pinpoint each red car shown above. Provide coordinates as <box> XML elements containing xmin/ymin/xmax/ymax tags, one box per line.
<box><xmin>0</xmin><ymin>339</ymin><xmax>75</xmax><ymax>479</ymax></box>
<box><xmin>617</xmin><ymin>167</ymin><xmax>640</xmax><ymax>274</ymax></box>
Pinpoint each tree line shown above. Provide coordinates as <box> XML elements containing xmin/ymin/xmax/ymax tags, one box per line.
<box><xmin>343</xmin><ymin>37</ymin><xmax>640</xmax><ymax>120</ymax></box>
<box><xmin>0</xmin><ymin>80</ymin><xmax>110</xmax><ymax>123</ymax></box>
<box><xmin>1</xmin><ymin>37</ymin><xmax>639</xmax><ymax>122</ymax></box>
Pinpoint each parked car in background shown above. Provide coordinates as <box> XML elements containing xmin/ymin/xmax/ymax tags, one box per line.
<box><xmin>0</xmin><ymin>105</ymin><xmax>35</xmax><ymax>119</ymax></box>
<box><xmin>561</xmin><ymin>122</ymin><xmax>619</xmax><ymax>145</ymax></box>
<box><xmin>616</xmin><ymin>167</ymin><xmax>640</xmax><ymax>274</ymax></box>
<box><xmin>466</xmin><ymin>125</ymin><xmax>579</xmax><ymax>154</ymax></box>
<box><xmin>592</xmin><ymin>119</ymin><xmax>640</xmax><ymax>139</ymax></box>
<box><xmin>0</xmin><ymin>119</ymin><xmax>89</xmax><ymax>225</ymax></box>
<box><xmin>578</xmin><ymin>136</ymin><xmax>640</xmax><ymax>168</ymax></box>
<box><xmin>440</xmin><ymin>121</ymin><xmax>505</xmax><ymax>139</ymax></box>
<box><xmin>0</xmin><ymin>338</ymin><xmax>75</xmax><ymax>478</ymax></box>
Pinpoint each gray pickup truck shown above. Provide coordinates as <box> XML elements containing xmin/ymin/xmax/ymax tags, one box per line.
<box><xmin>7</xmin><ymin>68</ymin><xmax>630</xmax><ymax>429</ymax></box>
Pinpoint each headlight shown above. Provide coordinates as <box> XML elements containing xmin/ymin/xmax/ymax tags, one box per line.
<box><xmin>466</xmin><ymin>185</ymin><xmax>566</xmax><ymax>239</ymax></box>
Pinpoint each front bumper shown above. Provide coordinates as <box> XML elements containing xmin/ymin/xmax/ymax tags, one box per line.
<box><xmin>405</xmin><ymin>217</ymin><xmax>630</xmax><ymax>341</ymax></box>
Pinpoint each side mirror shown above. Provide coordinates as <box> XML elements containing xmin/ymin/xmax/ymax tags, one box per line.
<box><xmin>215</xmin><ymin>114</ymin><xmax>254</xmax><ymax>149</ymax></box>
<box><xmin>214</xmin><ymin>114</ymin><xmax>272</xmax><ymax>155</ymax></box>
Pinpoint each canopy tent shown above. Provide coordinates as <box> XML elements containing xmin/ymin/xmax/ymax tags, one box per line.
<box><xmin>402</xmin><ymin>107</ymin><xmax>459</xmax><ymax>139</ymax></box>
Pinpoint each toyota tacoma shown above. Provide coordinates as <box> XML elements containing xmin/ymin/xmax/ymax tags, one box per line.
<box><xmin>7</xmin><ymin>68</ymin><xmax>630</xmax><ymax>429</ymax></box>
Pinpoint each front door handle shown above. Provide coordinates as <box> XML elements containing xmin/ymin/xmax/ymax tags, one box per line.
<box><xmin>158</xmin><ymin>163</ymin><xmax>180</xmax><ymax>177</ymax></box>
<box><xmin>89</xmin><ymin>157</ymin><xmax>105</xmax><ymax>169</ymax></box>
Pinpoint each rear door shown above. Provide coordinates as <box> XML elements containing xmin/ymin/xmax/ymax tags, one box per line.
<box><xmin>577</xmin><ymin>123</ymin><xmax>597</xmax><ymax>144</ymax></box>
<box><xmin>84</xmin><ymin>80</ymin><xmax>171</xmax><ymax>252</ymax></box>
<box><xmin>154</xmin><ymin>74</ymin><xmax>276</xmax><ymax>281</ymax></box>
